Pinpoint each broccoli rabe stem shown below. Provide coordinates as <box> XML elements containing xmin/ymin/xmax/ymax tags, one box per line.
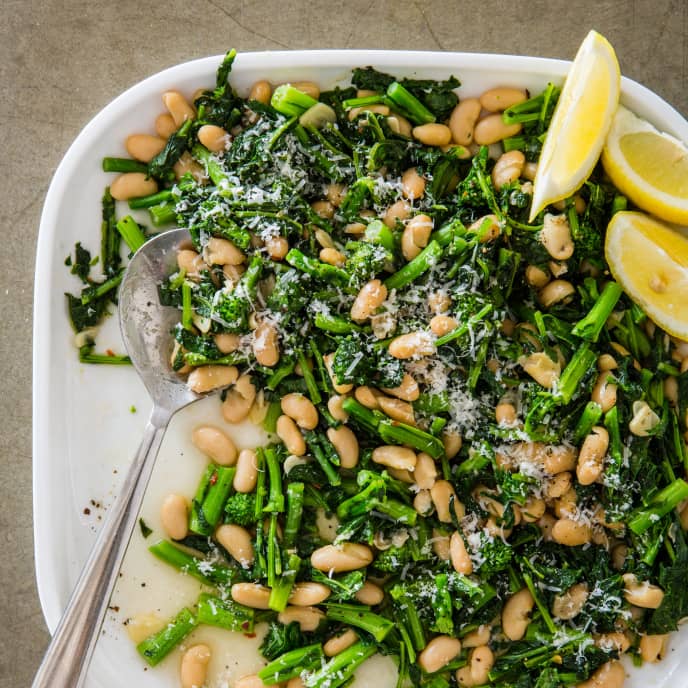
<box><xmin>384</xmin><ymin>240</ymin><xmax>443</xmax><ymax>291</ymax></box>
<box><xmin>325</xmin><ymin>604</ymin><xmax>395</xmax><ymax>642</ymax></box>
<box><xmin>128</xmin><ymin>189</ymin><xmax>174</xmax><ymax>210</ymax></box>
<box><xmin>148</xmin><ymin>202</ymin><xmax>177</xmax><ymax>227</ymax></box>
<box><xmin>263</xmin><ymin>447</ymin><xmax>285</xmax><ymax>513</ymax></box>
<box><xmin>556</xmin><ymin>343</ymin><xmax>597</xmax><ymax>404</ymax></box>
<box><xmin>78</xmin><ymin>346</ymin><xmax>131</xmax><ymax>365</ymax></box>
<box><xmin>628</xmin><ymin>479</ymin><xmax>688</xmax><ymax>534</ymax></box>
<box><xmin>196</xmin><ymin>592</ymin><xmax>254</xmax><ymax>632</ymax></box>
<box><xmin>304</xmin><ymin>431</ymin><xmax>342</xmax><ymax>486</ymax></box>
<box><xmin>572</xmin><ymin>401</ymin><xmax>603</xmax><ymax>444</ymax></box>
<box><xmin>572</xmin><ymin>281</ymin><xmax>624</xmax><ymax>342</ymax></box>
<box><xmin>283</xmin><ymin>482</ymin><xmax>305</xmax><ymax>548</ymax></box>
<box><xmin>314</xmin><ymin>639</ymin><xmax>376</xmax><ymax>685</ymax></box>
<box><xmin>189</xmin><ymin>465</ymin><xmax>236</xmax><ymax>536</ymax></box>
<box><xmin>297</xmin><ymin>350</ymin><xmax>322</xmax><ymax>404</ymax></box>
<box><xmin>136</xmin><ymin>607</ymin><xmax>198</xmax><ymax>667</ymax></box>
<box><xmin>181</xmin><ymin>281</ymin><xmax>193</xmax><ymax>331</ymax></box>
<box><xmin>271</xmin><ymin>84</ymin><xmax>319</xmax><ymax>117</ymax></box>
<box><xmin>286</xmin><ymin>248</ymin><xmax>351</xmax><ymax>287</ymax></box>
<box><xmin>100</xmin><ymin>187</ymin><xmax>121</xmax><ymax>276</ymax></box>
<box><xmin>191</xmin><ymin>143</ymin><xmax>228</xmax><ymax>186</ymax></box>
<box><xmin>102</xmin><ymin>157</ymin><xmax>148</xmax><ymax>174</ymax></box>
<box><xmin>313</xmin><ymin>312</ymin><xmax>362</xmax><ymax>334</ymax></box>
<box><xmin>522</xmin><ymin>571</ymin><xmax>556</xmax><ymax>634</ymax></box>
<box><xmin>386</xmin><ymin>82</ymin><xmax>436</xmax><ymax>124</ymax></box>
<box><xmin>269</xmin><ymin>552</ymin><xmax>301</xmax><ymax>612</ymax></box>
<box><xmin>148</xmin><ymin>540</ymin><xmax>237</xmax><ymax>586</ymax></box>
<box><xmin>258</xmin><ymin>643</ymin><xmax>325</xmax><ymax>685</ymax></box>
<box><xmin>434</xmin><ymin>304</ymin><xmax>493</xmax><ymax>347</ymax></box>
<box><xmin>116</xmin><ymin>215</ymin><xmax>147</xmax><ymax>252</ymax></box>
<box><xmin>80</xmin><ymin>270</ymin><xmax>124</xmax><ymax>305</ymax></box>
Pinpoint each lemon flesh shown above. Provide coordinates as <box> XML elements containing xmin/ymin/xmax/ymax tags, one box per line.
<box><xmin>602</xmin><ymin>106</ymin><xmax>688</xmax><ymax>224</ymax></box>
<box><xmin>605</xmin><ymin>211</ymin><xmax>688</xmax><ymax>340</ymax></box>
<box><xmin>529</xmin><ymin>30</ymin><xmax>620</xmax><ymax>221</ymax></box>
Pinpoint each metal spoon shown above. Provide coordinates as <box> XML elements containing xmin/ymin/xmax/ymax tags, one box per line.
<box><xmin>33</xmin><ymin>228</ymin><xmax>197</xmax><ymax>688</ymax></box>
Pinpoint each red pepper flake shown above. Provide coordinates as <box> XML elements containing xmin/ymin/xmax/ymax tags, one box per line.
<box><xmin>210</xmin><ymin>471</ymin><xmax>218</xmax><ymax>485</ymax></box>
<box><xmin>244</xmin><ymin>632</ymin><xmax>256</xmax><ymax>638</ymax></box>
<box><xmin>83</xmin><ymin>508</ymin><xmax>91</xmax><ymax>515</ymax></box>
<box><xmin>106</xmin><ymin>349</ymin><xmax>115</xmax><ymax>357</ymax></box>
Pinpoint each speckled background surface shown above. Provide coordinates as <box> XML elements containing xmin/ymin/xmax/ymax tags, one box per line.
<box><xmin>2</xmin><ymin>0</ymin><xmax>686</xmax><ymax>684</ymax></box>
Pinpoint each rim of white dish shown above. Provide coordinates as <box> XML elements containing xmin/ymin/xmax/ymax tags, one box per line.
<box><xmin>33</xmin><ymin>49</ymin><xmax>688</xmax><ymax>634</ymax></box>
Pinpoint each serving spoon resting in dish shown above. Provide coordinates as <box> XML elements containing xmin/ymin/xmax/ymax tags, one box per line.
<box><xmin>33</xmin><ymin>228</ymin><xmax>195</xmax><ymax>688</ymax></box>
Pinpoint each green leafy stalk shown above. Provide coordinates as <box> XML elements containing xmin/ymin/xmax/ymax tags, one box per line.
<box><xmin>148</xmin><ymin>540</ymin><xmax>237</xmax><ymax>587</ymax></box>
<box><xmin>116</xmin><ymin>215</ymin><xmax>147</xmax><ymax>252</ymax></box>
<box><xmin>269</xmin><ymin>553</ymin><xmax>302</xmax><ymax>612</ymax></box>
<box><xmin>263</xmin><ymin>447</ymin><xmax>286</xmax><ymax>513</ymax></box>
<box><xmin>102</xmin><ymin>157</ymin><xmax>148</xmax><ymax>173</ymax></box>
<box><xmin>572</xmin><ymin>281</ymin><xmax>624</xmax><ymax>342</ymax></box>
<box><xmin>628</xmin><ymin>479</ymin><xmax>688</xmax><ymax>534</ymax></box>
<box><xmin>259</xmin><ymin>643</ymin><xmax>325</xmax><ymax>685</ymax></box>
<box><xmin>384</xmin><ymin>240</ymin><xmax>443</xmax><ymax>291</ymax></box>
<box><xmin>189</xmin><ymin>465</ymin><xmax>236</xmax><ymax>535</ymax></box>
<box><xmin>284</xmin><ymin>482</ymin><xmax>305</xmax><ymax>548</ymax></box>
<box><xmin>325</xmin><ymin>603</ymin><xmax>394</xmax><ymax>641</ymax></box>
<box><xmin>136</xmin><ymin>608</ymin><xmax>198</xmax><ymax>666</ymax></box>
<box><xmin>386</xmin><ymin>82</ymin><xmax>436</xmax><ymax>124</ymax></box>
<box><xmin>196</xmin><ymin>592</ymin><xmax>254</xmax><ymax>632</ymax></box>
<box><xmin>271</xmin><ymin>84</ymin><xmax>318</xmax><ymax>117</ymax></box>
<box><xmin>303</xmin><ymin>640</ymin><xmax>377</xmax><ymax>688</ymax></box>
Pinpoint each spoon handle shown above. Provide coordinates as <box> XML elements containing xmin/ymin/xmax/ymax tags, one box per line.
<box><xmin>32</xmin><ymin>406</ymin><xmax>172</xmax><ymax>688</ymax></box>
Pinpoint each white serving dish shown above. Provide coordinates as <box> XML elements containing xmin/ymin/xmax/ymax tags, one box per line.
<box><xmin>33</xmin><ymin>50</ymin><xmax>688</xmax><ymax>688</ymax></box>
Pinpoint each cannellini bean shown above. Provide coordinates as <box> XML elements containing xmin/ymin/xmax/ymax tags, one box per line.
<box><xmin>249</xmin><ymin>80</ymin><xmax>272</xmax><ymax>104</ymax></box>
<box><xmin>173</xmin><ymin>151</ymin><xmax>204</xmax><ymax>182</ymax></box>
<box><xmin>520</xmin><ymin>352</ymin><xmax>561</xmax><ymax>388</ymax></box>
<box><xmin>354</xmin><ymin>581</ymin><xmax>385</xmax><ymax>605</ymax></box>
<box><xmin>450</xmin><ymin>530</ymin><xmax>473</xmax><ymax>575</ymax></box>
<box><xmin>110</xmin><ymin>172</ymin><xmax>158</xmax><ymax>201</ymax></box>
<box><xmin>442</xmin><ymin>431</ymin><xmax>462</xmax><ymax>459</ymax></box>
<box><xmin>187</xmin><ymin>365</ymin><xmax>238</xmax><ymax>393</ymax></box>
<box><xmin>155</xmin><ymin>112</ymin><xmax>177</xmax><ymax>139</ymax></box>
<box><xmin>520</xmin><ymin>496</ymin><xmax>546</xmax><ymax>522</ymax></box>
<box><xmin>290</xmin><ymin>81</ymin><xmax>320</xmax><ymax>99</ymax></box>
<box><xmin>372</xmin><ymin>445</ymin><xmax>417</xmax><ymax>471</ymax></box>
<box><xmin>598</xmin><ymin>353</ymin><xmax>618</xmax><ymax>372</ymax></box>
<box><xmin>311</xmin><ymin>199</ymin><xmax>335</xmax><ymax>219</ymax></box>
<box><xmin>479</xmin><ymin>87</ymin><xmax>528</xmax><ymax>112</ymax></box>
<box><xmin>234</xmin><ymin>449</ymin><xmax>259</xmax><ymax>493</ymax></box>
<box><xmin>428</xmin><ymin>290</ymin><xmax>452</xmax><ymax>314</ymax></box>
<box><xmin>277</xmin><ymin>605</ymin><xmax>325</xmax><ymax>632</ymax></box>
<box><xmin>577</xmin><ymin>426</ymin><xmax>609</xmax><ymax>485</ymax></box>
<box><xmin>539</xmin><ymin>279</ymin><xmax>575</xmax><ymax>307</ymax></box>
<box><xmin>387</xmin><ymin>114</ymin><xmax>413</xmax><ymax>137</ymax></box>
<box><xmin>495</xmin><ymin>402</ymin><xmax>517</xmax><ymax>426</ymax></box>
<box><xmin>595</xmin><ymin>632</ymin><xmax>632</xmax><ymax>654</ymax></box>
<box><xmin>214</xmin><ymin>333</ymin><xmax>240</xmax><ymax>354</ymax></box>
<box><xmin>327</xmin><ymin>425</ymin><xmax>359</xmax><ymax>468</ymax></box>
<box><xmin>467</xmin><ymin>214</ymin><xmax>501</xmax><ymax>243</ymax></box>
<box><xmin>198</xmin><ymin>124</ymin><xmax>229</xmax><ymax>153</ymax></box>
<box><xmin>253</xmin><ymin>321</ymin><xmax>280</xmax><ymax>367</ymax></box>
<box><xmin>355</xmin><ymin>386</ymin><xmax>382</xmax><ymax>410</ymax></box>
<box><xmin>629</xmin><ymin>400</ymin><xmax>660</xmax><ymax>436</ymax></box>
<box><xmin>449</xmin><ymin>98</ymin><xmax>481</xmax><ymax>146</ymax></box>
<box><xmin>327</xmin><ymin>394</ymin><xmax>349</xmax><ymax>422</ymax></box>
<box><xmin>351</xmin><ymin>279</ymin><xmax>388</xmax><ymax>323</ymax></box>
<box><xmin>380</xmin><ymin>373</ymin><xmax>420</xmax><ymax>402</ymax></box>
<box><xmin>418</xmin><ymin>636</ymin><xmax>462</xmax><ymax>674</ymax></box>
<box><xmin>576</xmin><ymin>661</ymin><xmax>625</xmax><ymax>688</ymax></box>
<box><xmin>349</xmin><ymin>104</ymin><xmax>391</xmax><ymax>120</ymax></box>
<box><xmin>125</xmin><ymin>134</ymin><xmax>166</xmax><ymax>163</ymax></box>
<box><xmin>222</xmin><ymin>374</ymin><xmax>256</xmax><ymax>423</ymax></box>
<box><xmin>412</xmin><ymin>123</ymin><xmax>452</xmax><ymax>147</ymax></box>
<box><xmin>414</xmin><ymin>489</ymin><xmax>434</xmax><ymax>515</ymax></box>
<box><xmin>377</xmin><ymin>396</ymin><xmax>415</xmax><ymax>425</ymax></box>
<box><xmin>215</xmin><ymin>524</ymin><xmax>254</xmax><ymax>568</ymax></box>
<box><xmin>324</xmin><ymin>183</ymin><xmax>347</xmax><ymax>207</ymax></box>
<box><xmin>543</xmin><ymin>445</ymin><xmax>577</xmax><ymax>474</ymax></box>
<box><xmin>432</xmin><ymin>529</ymin><xmax>451</xmax><ymax>560</ymax></box>
<box><xmin>430</xmin><ymin>314</ymin><xmax>458</xmax><ymax>337</ymax></box>
<box><xmin>414</xmin><ymin>452</ymin><xmax>437</xmax><ymax>490</ymax></box>
<box><xmin>402</xmin><ymin>213</ymin><xmax>433</xmax><ymax>261</ymax></box>
<box><xmin>324</xmin><ymin>629</ymin><xmax>358</xmax><ymax>657</ymax></box>
<box><xmin>277</xmin><ymin>415</ymin><xmax>307</xmax><ymax>456</ymax></box>
<box><xmin>265</xmin><ymin>235</ymin><xmax>289</xmax><ymax>261</ymax></box>
<box><xmin>462</xmin><ymin>626</ymin><xmax>491</xmax><ymax>648</ymax></box>
<box><xmin>622</xmin><ymin>574</ymin><xmax>665</xmax><ymax>608</ymax></box>
<box><xmin>525</xmin><ymin>265</ymin><xmax>550</xmax><ymax>288</ymax></box>
<box><xmin>160</xmin><ymin>494</ymin><xmax>188</xmax><ymax>540</ymax></box>
<box><xmin>319</xmin><ymin>247</ymin><xmax>346</xmax><ymax>266</ymax></box>
<box><xmin>180</xmin><ymin>644</ymin><xmax>211</xmax><ymax>688</ymax></box>
<box><xmin>456</xmin><ymin>645</ymin><xmax>494</xmax><ymax>687</ymax></box>
<box><xmin>234</xmin><ymin>676</ymin><xmax>267</xmax><ymax>688</ymax></box>
<box><xmin>552</xmin><ymin>583</ymin><xmax>589</xmax><ymax>619</ymax></box>
<box><xmin>311</xmin><ymin>543</ymin><xmax>374</xmax><ymax>572</ymax></box>
<box><xmin>492</xmin><ymin>150</ymin><xmax>525</xmax><ymax>190</ymax></box>
<box><xmin>231</xmin><ymin>583</ymin><xmax>271</xmax><ymax>609</ymax></box>
<box><xmin>546</xmin><ymin>472</ymin><xmax>572</xmax><ymax>500</ymax></box>
<box><xmin>324</xmin><ymin>352</ymin><xmax>354</xmax><ymax>394</ymax></box>
<box><xmin>541</xmin><ymin>213</ymin><xmax>574</xmax><ymax>260</ymax></box>
<box><xmin>401</xmin><ymin>167</ymin><xmax>426</xmax><ymax>200</ymax></box>
<box><xmin>473</xmin><ymin>114</ymin><xmax>522</xmax><ymax>145</ymax></box>
<box><xmin>162</xmin><ymin>90</ymin><xmax>196</xmax><ymax>127</ymax></box>
<box><xmin>281</xmin><ymin>393</ymin><xmax>319</xmax><ymax>430</ymax></box>
<box><xmin>591</xmin><ymin>374</ymin><xmax>618</xmax><ymax>413</ymax></box>
<box><xmin>431</xmin><ymin>480</ymin><xmax>465</xmax><ymax>523</ymax></box>
<box><xmin>289</xmin><ymin>582</ymin><xmax>331</xmax><ymax>606</ymax></box>
<box><xmin>552</xmin><ymin>518</ymin><xmax>592</xmax><ymax>546</ymax></box>
<box><xmin>639</xmin><ymin>634</ymin><xmax>669</xmax><ymax>663</ymax></box>
<box><xmin>192</xmin><ymin>425</ymin><xmax>237</xmax><ymax>466</ymax></box>
<box><xmin>502</xmin><ymin>588</ymin><xmax>534</xmax><ymax>640</ymax></box>
<box><xmin>388</xmin><ymin>331</ymin><xmax>435</xmax><ymax>359</ymax></box>
<box><xmin>383</xmin><ymin>199</ymin><xmax>411</xmax><ymax>227</ymax></box>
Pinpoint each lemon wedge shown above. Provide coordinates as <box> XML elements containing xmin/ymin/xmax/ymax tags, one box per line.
<box><xmin>529</xmin><ymin>30</ymin><xmax>620</xmax><ymax>221</ymax></box>
<box><xmin>602</xmin><ymin>106</ymin><xmax>688</xmax><ymax>225</ymax></box>
<box><xmin>605</xmin><ymin>211</ymin><xmax>688</xmax><ymax>340</ymax></box>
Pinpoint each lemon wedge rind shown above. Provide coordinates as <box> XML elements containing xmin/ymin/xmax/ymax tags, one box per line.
<box><xmin>529</xmin><ymin>30</ymin><xmax>621</xmax><ymax>221</ymax></box>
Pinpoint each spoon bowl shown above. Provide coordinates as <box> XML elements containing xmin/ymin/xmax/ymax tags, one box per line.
<box><xmin>33</xmin><ymin>227</ymin><xmax>201</xmax><ymax>688</ymax></box>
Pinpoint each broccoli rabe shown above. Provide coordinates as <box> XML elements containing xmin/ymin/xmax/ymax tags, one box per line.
<box><xmin>224</xmin><ymin>493</ymin><xmax>257</xmax><ymax>527</ymax></box>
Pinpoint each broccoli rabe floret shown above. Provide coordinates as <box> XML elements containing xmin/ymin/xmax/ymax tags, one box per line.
<box><xmin>373</xmin><ymin>545</ymin><xmax>412</xmax><ymax>573</ymax></box>
<box><xmin>476</xmin><ymin>535</ymin><xmax>513</xmax><ymax>576</ymax></box>
<box><xmin>344</xmin><ymin>241</ymin><xmax>388</xmax><ymax>285</ymax></box>
<box><xmin>224</xmin><ymin>493</ymin><xmax>257</xmax><ymax>527</ymax></box>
